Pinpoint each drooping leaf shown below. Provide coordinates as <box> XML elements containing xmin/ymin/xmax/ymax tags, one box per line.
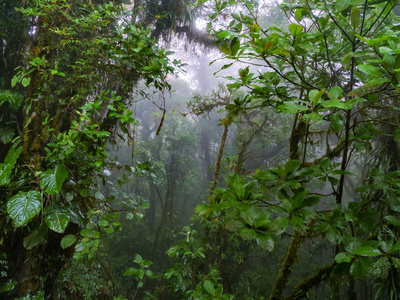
<box><xmin>43</xmin><ymin>205</ymin><xmax>71</xmax><ymax>233</ymax></box>
<box><xmin>351</xmin><ymin>7</ymin><xmax>360</xmax><ymax>29</ymax></box>
<box><xmin>219</xmin><ymin>43</ymin><xmax>231</xmax><ymax>55</ymax></box>
<box><xmin>328</xmin><ymin>113</ymin><xmax>344</xmax><ymax>132</ymax></box>
<box><xmin>7</xmin><ymin>191</ymin><xmax>41</xmax><ymax>227</ymax></box>
<box><xmin>230</xmin><ymin>37</ymin><xmax>240</xmax><ymax>56</ymax></box>
<box><xmin>0</xmin><ymin>145</ymin><xmax>22</xmax><ymax>187</ymax></box>
<box><xmin>40</xmin><ymin>165</ymin><xmax>68</xmax><ymax>194</ymax></box>
<box><xmin>23</xmin><ymin>223</ymin><xmax>47</xmax><ymax>249</ymax></box>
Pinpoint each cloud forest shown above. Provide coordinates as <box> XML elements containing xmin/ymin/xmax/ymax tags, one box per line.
<box><xmin>1</xmin><ymin>0</ymin><xmax>400</xmax><ymax>299</ymax></box>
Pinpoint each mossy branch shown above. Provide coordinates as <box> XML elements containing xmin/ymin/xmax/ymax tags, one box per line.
<box><xmin>210</xmin><ymin>122</ymin><xmax>229</xmax><ymax>196</ymax></box>
<box><xmin>268</xmin><ymin>232</ymin><xmax>304</xmax><ymax>300</ymax></box>
<box><xmin>285</xmin><ymin>263</ymin><xmax>335</xmax><ymax>300</ymax></box>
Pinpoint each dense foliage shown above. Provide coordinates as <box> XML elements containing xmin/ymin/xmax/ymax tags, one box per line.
<box><xmin>0</xmin><ymin>0</ymin><xmax>175</xmax><ymax>298</ymax></box>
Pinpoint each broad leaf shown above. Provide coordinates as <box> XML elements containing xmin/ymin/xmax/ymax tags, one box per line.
<box><xmin>43</xmin><ymin>205</ymin><xmax>71</xmax><ymax>233</ymax></box>
<box><xmin>61</xmin><ymin>234</ymin><xmax>77</xmax><ymax>249</ymax></box>
<box><xmin>284</xmin><ymin>160</ymin><xmax>301</xmax><ymax>176</ymax></box>
<box><xmin>335</xmin><ymin>252</ymin><xmax>354</xmax><ymax>263</ymax></box>
<box><xmin>328</xmin><ymin>113</ymin><xmax>344</xmax><ymax>133</ymax></box>
<box><xmin>7</xmin><ymin>191</ymin><xmax>41</xmax><ymax>227</ymax></box>
<box><xmin>4</xmin><ymin>146</ymin><xmax>23</xmax><ymax>166</ymax></box>
<box><xmin>40</xmin><ymin>165</ymin><xmax>68</xmax><ymax>194</ymax></box>
<box><xmin>203</xmin><ymin>280</ymin><xmax>216</xmax><ymax>296</ymax></box>
<box><xmin>289</xmin><ymin>23</ymin><xmax>303</xmax><ymax>36</ymax></box>
<box><xmin>0</xmin><ymin>127</ymin><xmax>14</xmax><ymax>144</ymax></box>
<box><xmin>353</xmin><ymin>246</ymin><xmax>381</xmax><ymax>257</ymax></box>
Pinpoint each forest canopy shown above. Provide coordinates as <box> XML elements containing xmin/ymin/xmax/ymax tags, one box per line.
<box><xmin>1</xmin><ymin>0</ymin><xmax>400</xmax><ymax>299</ymax></box>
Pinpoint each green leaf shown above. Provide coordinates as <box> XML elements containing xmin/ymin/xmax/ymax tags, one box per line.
<box><xmin>124</xmin><ymin>267</ymin><xmax>138</xmax><ymax>276</ymax></box>
<box><xmin>219</xmin><ymin>43</ymin><xmax>231</xmax><ymax>55</ymax></box>
<box><xmin>4</xmin><ymin>146</ymin><xmax>22</xmax><ymax>166</ymax></box>
<box><xmin>230</xmin><ymin>37</ymin><xmax>240</xmax><ymax>56</ymax></box>
<box><xmin>292</xmin><ymin>189</ymin><xmax>306</xmax><ymax>210</ymax></box>
<box><xmin>0</xmin><ymin>146</ymin><xmax>22</xmax><ymax>186</ymax></box>
<box><xmin>328</xmin><ymin>113</ymin><xmax>344</xmax><ymax>133</ymax></box>
<box><xmin>218</xmin><ymin>31</ymin><xmax>231</xmax><ymax>39</ymax></box>
<box><xmin>284</xmin><ymin>160</ymin><xmax>301</xmax><ymax>176</ymax></box>
<box><xmin>23</xmin><ymin>223</ymin><xmax>47</xmax><ymax>249</ymax></box>
<box><xmin>357</xmin><ymin>64</ymin><xmax>385</xmax><ymax>77</ymax></box>
<box><xmin>256</xmin><ymin>234</ymin><xmax>274</xmax><ymax>251</ymax></box>
<box><xmin>335</xmin><ymin>252</ymin><xmax>354</xmax><ymax>263</ymax></box>
<box><xmin>21</xmin><ymin>77</ymin><xmax>31</xmax><ymax>87</ymax></box>
<box><xmin>40</xmin><ymin>165</ymin><xmax>68</xmax><ymax>194</ymax></box>
<box><xmin>350</xmin><ymin>257</ymin><xmax>375</xmax><ymax>279</ymax></box>
<box><xmin>351</xmin><ymin>7</ymin><xmax>360</xmax><ymax>29</ymax></box>
<box><xmin>328</xmin><ymin>86</ymin><xmax>343</xmax><ymax>100</ymax></box>
<box><xmin>319</xmin><ymin>157</ymin><xmax>331</xmax><ymax>171</ymax></box>
<box><xmin>295</xmin><ymin>8</ymin><xmax>303</xmax><ymax>22</ymax></box>
<box><xmin>203</xmin><ymin>280</ymin><xmax>216</xmax><ymax>296</ymax></box>
<box><xmin>289</xmin><ymin>23</ymin><xmax>303</xmax><ymax>36</ymax></box>
<box><xmin>0</xmin><ymin>127</ymin><xmax>14</xmax><ymax>144</ymax></box>
<box><xmin>253</xmin><ymin>169</ymin><xmax>279</xmax><ymax>181</ymax></box>
<box><xmin>195</xmin><ymin>203</ymin><xmax>213</xmax><ymax>217</ymax></box>
<box><xmin>353</xmin><ymin>246</ymin><xmax>381</xmax><ymax>257</ymax></box>
<box><xmin>0</xmin><ymin>280</ymin><xmax>17</xmax><ymax>292</ymax></box>
<box><xmin>43</xmin><ymin>205</ymin><xmax>71</xmax><ymax>233</ymax></box>
<box><xmin>7</xmin><ymin>191</ymin><xmax>41</xmax><ymax>227</ymax></box>
<box><xmin>310</xmin><ymin>89</ymin><xmax>325</xmax><ymax>106</ymax></box>
<box><xmin>11</xmin><ymin>75</ymin><xmax>18</xmax><ymax>88</ymax></box>
<box><xmin>61</xmin><ymin>234</ymin><xmax>77</xmax><ymax>249</ymax></box>
<box><xmin>385</xmin><ymin>215</ymin><xmax>400</xmax><ymax>227</ymax></box>
<box><xmin>277</xmin><ymin>102</ymin><xmax>309</xmax><ymax>113</ymax></box>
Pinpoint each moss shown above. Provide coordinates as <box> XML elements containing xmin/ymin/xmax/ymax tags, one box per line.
<box><xmin>268</xmin><ymin>232</ymin><xmax>304</xmax><ymax>300</ymax></box>
<box><xmin>285</xmin><ymin>264</ymin><xmax>335</xmax><ymax>300</ymax></box>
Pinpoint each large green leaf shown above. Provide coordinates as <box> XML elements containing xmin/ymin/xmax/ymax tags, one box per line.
<box><xmin>7</xmin><ymin>191</ymin><xmax>41</xmax><ymax>227</ymax></box>
<box><xmin>357</xmin><ymin>64</ymin><xmax>385</xmax><ymax>77</ymax></box>
<box><xmin>4</xmin><ymin>146</ymin><xmax>22</xmax><ymax>166</ymax></box>
<box><xmin>43</xmin><ymin>205</ymin><xmax>71</xmax><ymax>233</ymax></box>
<box><xmin>353</xmin><ymin>246</ymin><xmax>381</xmax><ymax>257</ymax></box>
<box><xmin>40</xmin><ymin>165</ymin><xmax>68</xmax><ymax>194</ymax></box>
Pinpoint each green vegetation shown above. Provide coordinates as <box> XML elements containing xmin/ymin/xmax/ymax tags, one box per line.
<box><xmin>1</xmin><ymin>0</ymin><xmax>400</xmax><ymax>299</ymax></box>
